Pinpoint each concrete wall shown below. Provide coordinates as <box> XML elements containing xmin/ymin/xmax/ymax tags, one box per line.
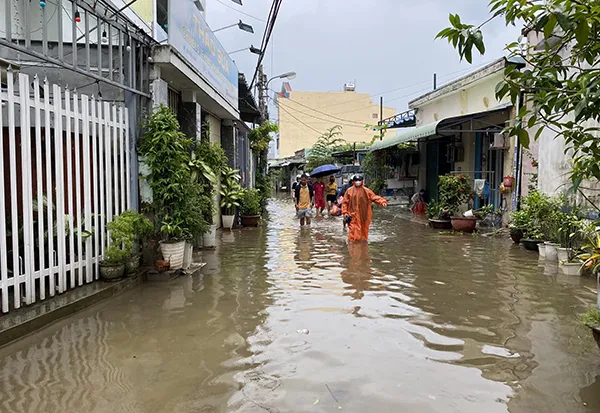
<box><xmin>412</xmin><ymin>70</ymin><xmax>509</xmax><ymax>127</ymax></box>
<box><xmin>278</xmin><ymin>90</ymin><xmax>397</xmax><ymax>158</ymax></box>
<box><xmin>207</xmin><ymin>114</ymin><xmax>221</xmax><ymax>145</ymax></box>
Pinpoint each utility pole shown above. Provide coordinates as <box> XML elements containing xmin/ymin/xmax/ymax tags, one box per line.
<box><xmin>379</xmin><ymin>96</ymin><xmax>383</xmax><ymax>141</ymax></box>
<box><xmin>257</xmin><ymin>64</ymin><xmax>268</xmax><ymax>122</ymax></box>
<box><xmin>433</xmin><ymin>73</ymin><xmax>437</xmax><ymax>90</ymax></box>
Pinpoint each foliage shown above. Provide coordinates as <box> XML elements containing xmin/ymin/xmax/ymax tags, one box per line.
<box><xmin>190</xmin><ymin>141</ymin><xmax>223</xmax><ymax>225</ymax></box>
<box><xmin>577</xmin><ymin>222</ymin><xmax>600</xmax><ymax>272</ymax></box>
<box><xmin>437</xmin><ymin>0</ymin><xmax>600</xmax><ymax>188</ymax></box>
<box><xmin>438</xmin><ymin>174</ymin><xmax>472</xmax><ymax>217</ymax></box>
<box><xmin>103</xmin><ymin>244</ymin><xmax>130</xmax><ymax>265</ymax></box>
<box><xmin>255</xmin><ymin>172</ymin><xmax>272</xmax><ymax>212</ymax></box>
<box><xmin>579</xmin><ymin>307</ymin><xmax>600</xmax><ymax>328</ymax></box>
<box><xmin>220</xmin><ymin>166</ymin><xmax>243</xmax><ymax>215</ymax></box>
<box><xmin>426</xmin><ymin>200</ymin><xmax>451</xmax><ymax>221</ymax></box>
<box><xmin>138</xmin><ymin>105</ymin><xmax>193</xmax><ymax>240</ymax></box>
<box><xmin>509</xmin><ymin>210</ymin><xmax>536</xmax><ymax>238</ymax></box>
<box><xmin>305</xmin><ymin>125</ymin><xmax>346</xmax><ymax>171</ymax></box>
<box><xmin>362</xmin><ymin>151</ymin><xmax>392</xmax><ymax>195</ymax></box>
<box><xmin>249</xmin><ymin>120</ymin><xmax>279</xmax><ymax>153</ymax></box>
<box><xmin>240</xmin><ymin>188</ymin><xmax>262</xmax><ymax>216</ymax></box>
<box><xmin>366</xmin><ymin>123</ymin><xmax>389</xmax><ymax>143</ymax></box>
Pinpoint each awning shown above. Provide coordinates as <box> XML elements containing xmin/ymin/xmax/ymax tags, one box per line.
<box><xmin>369</xmin><ymin>104</ymin><xmax>512</xmax><ymax>152</ymax></box>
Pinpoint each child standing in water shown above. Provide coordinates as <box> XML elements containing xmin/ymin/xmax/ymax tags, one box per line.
<box><xmin>313</xmin><ymin>177</ymin><xmax>326</xmax><ymax>216</ymax></box>
<box><xmin>326</xmin><ymin>176</ymin><xmax>338</xmax><ymax>215</ymax></box>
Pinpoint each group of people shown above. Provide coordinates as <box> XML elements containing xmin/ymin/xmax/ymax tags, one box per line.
<box><xmin>293</xmin><ymin>173</ymin><xmax>388</xmax><ymax>242</ymax></box>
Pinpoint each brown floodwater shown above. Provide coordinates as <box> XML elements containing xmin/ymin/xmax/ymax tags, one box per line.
<box><xmin>1</xmin><ymin>198</ymin><xmax>600</xmax><ymax>413</ymax></box>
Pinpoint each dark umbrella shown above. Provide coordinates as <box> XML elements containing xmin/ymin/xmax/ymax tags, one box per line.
<box><xmin>310</xmin><ymin>164</ymin><xmax>341</xmax><ymax>178</ymax></box>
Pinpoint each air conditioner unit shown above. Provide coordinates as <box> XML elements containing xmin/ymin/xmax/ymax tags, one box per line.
<box><xmin>491</xmin><ymin>133</ymin><xmax>507</xmax><ymax>149</ymax></box>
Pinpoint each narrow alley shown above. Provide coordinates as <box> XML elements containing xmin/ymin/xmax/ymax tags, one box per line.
<box><xmin>0</xmin><ymin>200</ymin><xmax>598</xmax><ymax>413</ymax></box>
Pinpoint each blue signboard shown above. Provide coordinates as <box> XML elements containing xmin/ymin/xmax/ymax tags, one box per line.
<box><xmin>169</xmin><ymin>0</ymin><xmax>239</xmax><ymax>110</ymax></box>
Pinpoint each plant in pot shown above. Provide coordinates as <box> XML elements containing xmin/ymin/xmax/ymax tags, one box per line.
<box><xmin>138</xmin><ymin>105</ymin><xmax>193</xmax><ymax>270</ymax></box>
<box><xmin>114</xmin><ymin>210</ymin><xmax>153</xmax><ymax>274</ymax></box>
<box><xmin>100</xmin><ymin>244</ymin><xmax>129</xmax><ymax>280</ymax></box>
<box><xmin>509</xmin><ymin>210</ymin><xmax>532</xmax><ymax>244</ymax></box>
<box><xmin>579</xmin><ymin>307</ymin><xmax>600</xmax><ymax>350</ymax></box>
<box><xmin>191</xmin><ymin>139</ymin><xmax>226</xmax><ymax>247</ymax></box>
<box><xmin>426</xmin><ymin>200</ymin><xmax>452</xmax><ymax>230</ymax></box>
<box><xmin>438</xmin><ymin>174</ymin><xmax>474</xmax><ymax>233</ymax></box>
<box><xmin>557</xmin><ymin>212</ymin><xmax>581</xmax><ymax>266</ymax></box>
<box><xmin>240</xmin><ymin>188</ymin><xmax>262</xmax><ymax>227</ymax></box>
<box><xmin>220</xmin><ymin>166</ymin><xmax>243</xmax><ymax>230</ymax></box>
<box><xmin>575</xmin><ymin>222</ymin><xmax>600</xmax><ymax>277</ymax></box>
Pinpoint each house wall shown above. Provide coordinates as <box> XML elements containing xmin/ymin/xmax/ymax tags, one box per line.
<box><xmin>278</xmin><ymin>90</ymin><xmax>397</xmax><ymax>158</ymax></box>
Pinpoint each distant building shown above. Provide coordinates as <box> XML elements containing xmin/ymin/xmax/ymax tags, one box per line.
<box><xmin>275</xmin><ymin>83</ymin><xmax>397</xmax><ymax>158</ymax></box>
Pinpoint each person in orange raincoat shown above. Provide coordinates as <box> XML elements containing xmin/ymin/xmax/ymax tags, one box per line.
<box><xmin>341</xmin><ymin>174</ymin><xmax>388</xmax><ymax>242</ymax></box>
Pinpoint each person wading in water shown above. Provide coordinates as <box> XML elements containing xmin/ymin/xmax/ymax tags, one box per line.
<box><xmin>342</xmin><ymin>174</ymin><xmax>388</xmax><ymax>241</ymax></box>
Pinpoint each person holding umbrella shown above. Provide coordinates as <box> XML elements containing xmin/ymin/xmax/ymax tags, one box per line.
<box><xmin>342</xmin><ymin>174</ymin><xmax>388</xmax><ymax>242</ymax></box>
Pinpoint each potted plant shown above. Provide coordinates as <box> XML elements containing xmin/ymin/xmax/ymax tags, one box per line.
<box><xmin>240</xmin><ymin>188</ymin><xmax>262</xmax><ymax>227</ymax></box>
<box><xmin>99</xmin><ymin>244</ymin><xmax>128</xmax><ymax>280</ymax></box>
<box><xmin>112</xmin><ymin>210</ymin><xmax>154</xmax><ymax>274</ymax></box>
<box><xmin>158</xmin><ymin>214</ymin><xmax>187</xmax><ymax>270</ymax></box>
<box><xmin>575</xmin><ymin>223</ymin><xmax>600</xmax><ymax>277</ymax></box>
<box><xmin>191</xmin><ymin>138</ymin><xmax>226</xmax><ymax>248</ymax></box>
<box><xmin>579</xmin><ymin>307</ymin><xmax>600</xmax><ymax>350</ymax></box>
<box><xmin>426</xmin><ymin>200</ymin><xmax>452</xmax><ymax>230</ymax></box>
<box><xmin>557</xmin><ymin>212</ymin><xmax>580</xmax><ymax>264</ymax></box>
<box><xmin>220</xmin><ymin>166</ymin><xmax>243</xmax><ymax>230</ymax></box>
<box><xmin>438</xmin><ymin>174</ymin><xmax>475</xmax><ymax>233</ymax></box>
<box><xmin>509</xmin><ymin>210</ymin><xmax>531</xmax><ymax>244</ymax></box>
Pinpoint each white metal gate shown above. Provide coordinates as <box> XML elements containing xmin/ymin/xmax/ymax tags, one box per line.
<box><xmin>0</xmin><ymin>70</ymin><xmax>131</xmax><ymax>314</ymax></box>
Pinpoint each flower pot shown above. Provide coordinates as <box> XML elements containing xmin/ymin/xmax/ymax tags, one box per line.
<box><xmin>545</xmin><ymin>242</ymin><xmax>559</xmax><ymax>262</ymax></box>
<box><xmin>538</xmin><ymin>243</ymin><xmax>547</xmax><ymax>258</ymax></box>
<box><xmin>590</xmin><ymin>326</ymin><xmax>600</xmax><ymax>350</ymax></box>
<box><xmin>560</xmin><ymin>262</ymin><xmax>582</xmax><ymax>276</ymax></box>
<box><xmin>521</xmin><ymin>239</ymin><xmax>542</xmax><ymax>251</ymax></box>
<box><xmin>510</xmin><ymin>229</ymin><xmax>524</xmax><ymax>244</ymax></box>
<box><xmin>428</xmin><ymin>219</ymin><xmax>452</xmax><ymax>230</ymax></box>
<box><xmin>159</xmin><ymin>240</ymin><xmax>186</xmax><ymax>270</ymax></box>
<box><xmin>125</xmin><ymin>254</ymin><xmax>141</xmax><ymax>274</ymax></box>
<box><xmin>202</xmin><ymin>224</ymin><xmax>217</xmax><ymax>249</ymax></box>
<box><xmin>182</xmin><ymin>241</ymin><xmax>193</xmax><ymax>270</ymax></box>
<box><xmin>99</xmin><ymin>262</ymin><xmax>125</xmax><ymax>280</ymax></box>
<box><xmin>241</xmin><ymin>215</ymin><xmax>260</xmax><ymax>227</ymax></box>
<box><xmin>557</xmin><ymin>247</ymin><xmax>571</xmax><ymax>262</ymax></box>
<box><xmin>451</xmin><ymin>216</ymin><xmax>477</xmax><ymax>233</ymax></box>
<box><xmin>222</xmin><ymin>215</ymin><xmax>235</xmax><ymax>230</ymax></box>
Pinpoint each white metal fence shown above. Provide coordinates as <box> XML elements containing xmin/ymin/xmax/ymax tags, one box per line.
<box><xmin>0</xmin><ymin>70</ymin><xmax>131</xmax><ymax>314</ymax></box>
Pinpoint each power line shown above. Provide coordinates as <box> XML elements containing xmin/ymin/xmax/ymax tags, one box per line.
<box><xmin>271</xmin><ymin>89</ymin><xmax>367</xmax><ymax>126</ymax></box>
<box><xmin>250</xmin><ymin>0</ymin><xmax>283</xmax><ymax>88</ymax></box>
<box><xmin>214</xmin><ymin>0</ymin><xmax>267</xmax><ymax>22</ymax></box>
<box><xmin>273</xmin><ymin>98</ymin><xmax>324</xmax><ymax>137</ymax></box>
<box><xmin>276</xmin><ymin>97</ymin><xmax>367</xmax><ymax>128</ymax></box>
<box><xmin>315</xmin><ymin>59</ymin><xmax>499</xmax><ymax>114</ymax></box>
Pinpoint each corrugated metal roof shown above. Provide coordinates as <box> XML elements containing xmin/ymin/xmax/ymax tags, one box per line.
<box><xmin>369</xmin><ymin>121</ymin><xmax>439</xmax><ymax>152</ymax></box>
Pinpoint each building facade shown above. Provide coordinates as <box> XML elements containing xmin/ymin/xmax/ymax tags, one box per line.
<box><xmin>276</xmin><ymin>84</ymin><xmax>397</xmax><ymax>158</ymax></box>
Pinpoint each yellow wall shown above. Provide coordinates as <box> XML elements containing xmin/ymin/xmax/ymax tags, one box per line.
<box><xmin>277</xmin><ymin>90</ymin><xmax>397</xmax><ymax>158</ymax></box>
<box><xmin>132</xmin><ymin>0</ymin><xmax>153</xmax><ymax>22</ymax></box>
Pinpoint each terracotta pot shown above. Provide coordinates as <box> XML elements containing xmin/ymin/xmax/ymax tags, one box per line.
<box><xmin>522</xmin><ymin>239</ymin><xmax>543</xmax><ymax>251</ymax></box>
<box><xmin>241</xmin><ymin>215</ymin><xmax>260</xmax><ymax>227</ymax></box>
<box><xmin>451</xmin><ymin>216</ymin><xmax>477</xmax><ymax>233</ymax></box>
<box><xmin>99</xmin><ymin>262</ymin><xmax>125</xmax><ymax>280</ymax></box>
<box><xmin>591</xmin><ymin>326</ymin><xmax>600</xmax><ymax>350</ymax></box>
<box><xmin>428</xmin><ymin>219</ymin><xmax>452</xmax><ymax>230</ymax></box>
<box><xmin>510</xmin><ymin>229</ymin><xmax>524</xmax><ymax>244</ymax></box>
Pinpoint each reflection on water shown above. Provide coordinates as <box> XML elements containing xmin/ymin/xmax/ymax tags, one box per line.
<box><xmin>0</xmin><ymin>198</ymin><xmax>599</xmax><ymax>413</ymax></box>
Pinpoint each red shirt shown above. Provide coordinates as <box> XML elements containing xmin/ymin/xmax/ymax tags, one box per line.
<box><xmin>313</xmin><ymin>182</ymin><xmax>326</xmax><ymax>201</ymax></box>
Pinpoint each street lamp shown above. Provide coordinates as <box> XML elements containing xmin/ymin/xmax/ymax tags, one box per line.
<box><xmin>265</xmin><ymin>72</ymin><xmax>297</xmax><ymax>90</ymax></box>
<box><xmin>229</xmin><ymin>45</ymin><xmax>263</xmax><ymax>55</ymax></box>
<box><xmin>214</xmin><ymin>19</ymin><xmax>254</xmax><ymax>33</ymax></box>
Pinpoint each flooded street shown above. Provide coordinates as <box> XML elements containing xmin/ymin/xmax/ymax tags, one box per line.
<box><xmin>1</xmin><ymin>198</ymin><xmax>600</xmax><ymax>413</ymax></box>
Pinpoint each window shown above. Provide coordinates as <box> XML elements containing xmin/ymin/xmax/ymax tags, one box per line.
<box><xmin>167</xmin><ymin>88</ymin><xmax>181</xmax><ymax>116</ymax></box>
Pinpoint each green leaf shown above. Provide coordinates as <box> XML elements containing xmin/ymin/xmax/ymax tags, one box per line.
<box><xmin>544</xmin><ymin>14</ymin><xmax>557</xmax><ymax>39</ymax></box>
<box><xmin>518</xmin><ymin>128</ymin><xmax>530</xmax><ymax>149</ymax></box>
<box><xmin>576</xmin><ymin>19</ymin><xmax>590</xmax><ymax>46</ymax></box>
<box><xmin>473</xmin><ymin>31</ymin><xmax>486</xmax><ymax>55</ymax></box>
<box><xmin>528</xmin><ymin>115</ymin><xmax>537</xmax><ymax>129</ymax></box>
<box><xmin>555</xmin><ymin>12</ymin><xmax>572</xmax><ymax>31</ymax></box>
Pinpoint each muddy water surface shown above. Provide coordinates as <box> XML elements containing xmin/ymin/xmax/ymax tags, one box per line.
<box><xmin>1</xmin><ymin>199</ymin><xmax>600</xmax><ymax>413</ymax></box>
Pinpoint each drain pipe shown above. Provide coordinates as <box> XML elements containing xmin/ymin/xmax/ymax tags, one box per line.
<box><xmin>512</xmin><ymin>90</ymin><xmax>525</xmax><ymax>211</ymax></box>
